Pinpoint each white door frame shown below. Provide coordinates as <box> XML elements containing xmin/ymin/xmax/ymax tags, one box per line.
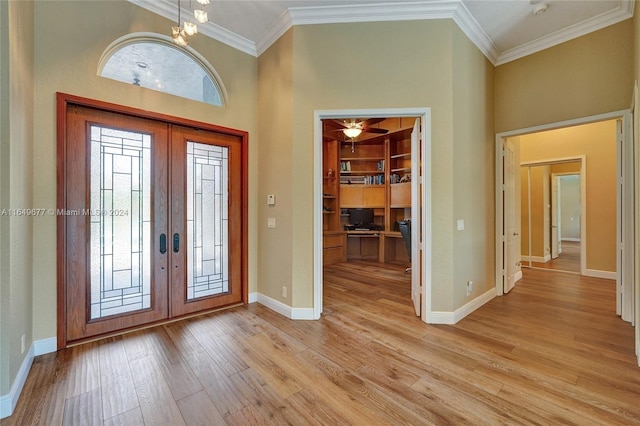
<box><xmin>313</xmin><ymin>108</ymin><xmax>432</xmax><ymax>321</ymax></box>
<box><xmin>496</xmin><ymin>110</ymin><xmax>632</xmax><ymax>297</ymax></box>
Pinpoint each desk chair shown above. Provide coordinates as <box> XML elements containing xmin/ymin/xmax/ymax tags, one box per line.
<box><xmin>398</xmin><ymin>220</ymin><xmax>411</xmax><ymax>274</ymax></box>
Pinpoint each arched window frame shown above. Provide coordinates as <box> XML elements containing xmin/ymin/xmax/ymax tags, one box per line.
<box><xmin>98</xmin><ymin>32</ymin><xmax>228</xmax><ymax>107</ymax></box>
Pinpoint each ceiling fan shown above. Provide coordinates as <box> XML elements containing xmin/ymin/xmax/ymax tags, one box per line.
<box><xmin>329</xmin><ymin>118</ymin><xmax>389</xmax><ymax>140</ymax></box>
<box><xmin>327</xmin><ymin>118</ymin><xmax>389</xmax><ymax>152</ymax></box>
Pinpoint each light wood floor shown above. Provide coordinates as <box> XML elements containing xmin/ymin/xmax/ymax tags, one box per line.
<box><xmin>530</xmin><ymin>240</ymin><xmax>581</xmax><ymax>273</ymax></box>
<box><xmin>3</xmin><ymin>262</ymin><xmax>639</xmax><ymax>425</ymax></box>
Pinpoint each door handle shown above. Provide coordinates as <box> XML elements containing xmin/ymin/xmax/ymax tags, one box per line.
<box><xmin>173</xmin><ymin>233</ymin><xmax>180</xmax><ymax>253</ymax></box>
<box><xmin>160</xmin><ymin>233</ymin><xmax>167</xmax><ymax>254</ymax></box>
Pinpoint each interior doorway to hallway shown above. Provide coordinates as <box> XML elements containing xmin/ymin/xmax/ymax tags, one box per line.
<box><xmin>495</xmin><ymin>111</ymin><xmax>634</xmax><ymax>325</ymax></box>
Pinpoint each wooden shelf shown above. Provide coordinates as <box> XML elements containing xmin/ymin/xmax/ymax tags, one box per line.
<box><xmin>390</xmin><ymin>153</ymin><xmax>411</xmax><ymax>159</ymax></box>
<box><xmin>341</xmin><ymin>157</ymin><xmax>384</xmax><ymax>161</ymax></box>
<box><xmin>391</xmin><ymin>167</ymin><xmax>411</xmax><ymax>173</ymax></box>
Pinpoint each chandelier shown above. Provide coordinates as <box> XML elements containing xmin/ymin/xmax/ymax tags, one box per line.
<box><xmin>172</xmin><ymin>0</ymin><xmax>210</xmax><ymax>47</ymax></box>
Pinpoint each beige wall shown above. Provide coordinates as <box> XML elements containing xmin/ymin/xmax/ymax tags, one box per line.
<box><xmin>0</xmin><ymin>0</ymin><xmax>34</xmax><ymax>397</ymax></box>
<box><xmin>257</xmin><ymin>30</ymin><xmax>294</xmax><ymax>303</ymax></box>
<box><xmin>451</xmin><ymin>25</ymin><xmax>495</xmax><ymax>307</ymax></box>
<box><xmin>495</xmin><ymin>20</ymin><xmax>633</xmax><ymax>133</ymax></box>
<box><xmin>519</xmin><ymin>120</ymin><xmax>617</xmax><ymax>273</ymax></box>
<box><xmin>254</xmin><ymin>19</ymin><xmax>495</xmax><ymax>313</ymax></box>
<box><xmin>31</xmin><ymin>1</ymin><xmax>259</xmax><ymax>343</ymax></box>
<box><xmin>521</xmin><ymin>165</ymin><xmax>550</xmax><ymax>259</ymax></box>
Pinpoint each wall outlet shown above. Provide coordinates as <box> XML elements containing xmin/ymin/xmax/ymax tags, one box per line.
<box><xmin>282</xmin><ymin>286</ymin><xmax>287</xmax><ymax>298</ymax></box>
<box><xmin>466</xmin><ymin>281</ymin><xmax>473</xmax><ymax>296</ymax></box>
<box><xmin>21</xmin><ymin>334</ymin><xmax>26</xmax><ymax>354</ymax></box>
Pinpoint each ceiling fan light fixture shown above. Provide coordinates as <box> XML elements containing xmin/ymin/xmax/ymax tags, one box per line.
<box><xmin>343</xmin><ymin>127</ymin><xmax>363</xmax><ymax>139</ymax></box>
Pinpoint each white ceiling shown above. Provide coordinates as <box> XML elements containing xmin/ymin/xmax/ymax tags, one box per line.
<box><xmin>129</xmin><ymin>0</ymin><xmax>634</xmax><ymax>65</ymax></box>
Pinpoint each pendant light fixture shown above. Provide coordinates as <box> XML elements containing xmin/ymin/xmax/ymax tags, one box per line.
<box><xmin>172</xmin><ymin>0</ymin><xmax>210</xmax><ymax>47</ymax></box>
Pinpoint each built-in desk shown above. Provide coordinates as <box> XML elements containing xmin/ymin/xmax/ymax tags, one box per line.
<box><xmin>323</xmin><ymin>230</ymin><xmax>410</xmax><ymax>265</ymax></box>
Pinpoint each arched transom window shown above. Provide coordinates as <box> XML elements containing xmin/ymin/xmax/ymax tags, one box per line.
<box><xmin>99</xmin><ymin>33</ymin><xmax>227</xmax><ymax>107</ymax></box>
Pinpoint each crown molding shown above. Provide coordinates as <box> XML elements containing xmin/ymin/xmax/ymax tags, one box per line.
<box><xmin>257</xmin><ymin>1</ymin><xmax>497</xmax><ymax>62</ymax></box>
<box><xmin>129</xmin><ymin>0</ymin><xmax>633</xmax><ymax>65</ymax></box>
<box><xmin>127</xmin><ymin>0</ymin><xmax>257</xmax><ymax>56</ymax></box>
<box><xmin>496</xmin><ymin>0</ymin><xmax>635</xmax><ymax>65</ymax></box>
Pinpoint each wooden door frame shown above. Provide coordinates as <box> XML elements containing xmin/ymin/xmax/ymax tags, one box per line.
<box><xmin>56</xmin><ymin>92</ymin><xmax>248</xmax><ymax>349</ymax></box>
<box><xmin>313</xmin><ymin>107</ymin><xmax>432</xmax><ymax>322</ymax></box>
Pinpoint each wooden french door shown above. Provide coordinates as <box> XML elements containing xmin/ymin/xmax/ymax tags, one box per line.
<box><xmin>59</xmin><ymin>97</ymin><xmax>246</xmax><ymax>347</ymax></box>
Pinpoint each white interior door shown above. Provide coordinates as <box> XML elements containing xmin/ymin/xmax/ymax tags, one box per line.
<box><xmin>411</xmin><ymin>118</ymin><xmax>422</xmax><ymax>316</ymax></box>
<box><xmin>505</xmin><ymin>140</ymin><xmax>517</xmax><ymax>293</ymax></box>
<box><xmin>551</xmin><ymin>174</ymin><xmax>559</xmax><ymax>259</ymax></box>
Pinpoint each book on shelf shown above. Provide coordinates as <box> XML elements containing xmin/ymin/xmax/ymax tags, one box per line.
<box><xmin>377</xmin><ymin>159</ymin><xmax>384</xmax><ymax>171</ymax></box>
<box><xmin>390</xmin><ymin>173</ymin><xmax>411</xmax><ymax>184</ymax></box>
<box><xmin>340</xmin><ymin>174</ymin><xmax>384</xmax><ymax>185</ymax></box>
<box><xmin>340</xmin><ymin>161</ymin><xmax>351</xmax><ymax>171</ymax></box>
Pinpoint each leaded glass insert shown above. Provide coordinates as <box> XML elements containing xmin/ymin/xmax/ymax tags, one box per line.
<box><xmin>187</xmin><ymin>142</ymin><xmax>229</xmax><ymax>300</ymax></box>
<box><xmin>90</xmin><ymin>126</ymin><xmax>151</xmax><ymax>319</ymax></box>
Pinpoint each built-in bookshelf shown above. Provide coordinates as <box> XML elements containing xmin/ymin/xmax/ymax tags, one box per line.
<box><xmin>322</xmin><ymin>117</ymin><xmax>418</xmax><ymax>264</ymax></box>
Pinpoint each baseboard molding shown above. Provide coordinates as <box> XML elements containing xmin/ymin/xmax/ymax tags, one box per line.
<box><xmin>521</xmin><ymin>255</ymin><xmax>550</xmax><ymax>263</ymax></box>
<box><xmin>0</xmin><ymin>337</ymin><xmax>58</xmax><ymax>419</ymax></box>
<box><xmin>429</xmin><ymin>288</ymin><xmax>496</xmax><ymax>325</ymax></box>
<box><xmin>514</xmin><ymin>270</ymin><xmax>523</xmax><ymax>283</ymax></box>
<box><xmin>0</xmin><ymin>346</ymin><xmax>34</xmax><ymax>419</ymax></box>
<box><xmin>256</xmin><ymin>293</ymin><xmax>315</xmax><ymax>320</ymax></box>
<box><xmin>561</xmin><ymin>238</ymin><xmax>581</xmax><ymax>242</ymax></box>
<box><xmin>247</xmin><ymin>292</ymin><xmax>258</xmax><ymax>304</ymax></box>
<box><xmin>584</xmin><ymin>269</ymin><xmax>616</xmax><ymax>280</ymax></box>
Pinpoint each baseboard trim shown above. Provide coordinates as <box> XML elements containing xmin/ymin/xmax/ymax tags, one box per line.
<box><xmin>514</xmin><ymin>270</ymin><xmax>523</xmax><ymax>283</ymax></box>
<box><xmin>256</xmin><ymin>293</ymin><xmax>315</xmax><ymax>320</ymax></box>
<box><xmin>521</xmin><ymin>255</ymin><xmax>550</xmax><ymax>263</ymax></box>
<box><xmin>562</xmin><ymin>238</ymin><xmax>581</xmax><ymax>242</ymax></box>
<box><xmin>248</xmin><ymin>292</ymin><xmax>258</xmax><ymax>304</ymax></box>
<box><xmin>584</xmin><ymin>269</ymin><xmax>616</xmax><ymax>280</ymax></box>
<box><xmin>0</xmin><ymin>346</ymin><xmax>34</xmax><ymax>419</ymax></box>
<box><xmin>429</xmin><ymin>288</ymin><xmax>496</xmax><ymax>325</ymax></box>
<box><xmin>0</xmin><ymin>336</ymin><xmax>58</xmax><ymax>419</ymax></box>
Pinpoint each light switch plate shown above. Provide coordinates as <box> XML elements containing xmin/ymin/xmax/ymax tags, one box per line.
<box><xmin>457</xmin><ymin>219</ymin><xmax>464</xmax><ymax>231</ymax></box>
<box><xmin>267</xmin><ymin>217</ymin><xmax>276</xmax><ymax>228</ymax></box>
<box><xmin>267</xmin><ymin>194</ymin><xmax>276</xmax><ymax>205</ymax></box>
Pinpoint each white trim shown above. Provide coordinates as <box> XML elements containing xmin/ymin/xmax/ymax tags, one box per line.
<box><xmin>522</xmin><ymin>255</ymin><xmax>550</xmax><ymax>263</ymax></box>
<box><xmin>314</xmin><ymin>108</ymin><xmax>432</xmax><ymax>323</ymax></box>
<box><xmin>127</xmin><ymin>0</ymin><xmax>257</xmax><ymax>56</ymax></box>
<box><xmin>514</xmin><ymin>270</ymin><xmax>523</xmax><ymax>283</ymax></box>
<box><xmin>0</xmin><ymin>345</ymin><xmax>34</xmax><ymax>419</ymax></box>
<box><xmin>128</xmin><ymin>0</ymin><xmax>633</xmax><ymax>66</ymax></box>
<box><xmin>429</xmin><ymin>288</ymin><xmax>496</xmax><ymax>324</ymax></box>
<box><xmin>33</xmin><ymin>337</ymin><xmax>57</xmax><ymax>356</ymax></box>
<box><xmin>248</xmin><ymin>292</ymin><xmax>258</xmax><ymax>304</ymax></box>
<box><xmin>584</xmin><ymin>269</ymin><xmax>617</xmax><ymax>280</ymax></box>
<box><xmin>562</xmin><ymin>238</ymin><xmax>581</xmax><ymax>242</ymax></box>
<box><xmin>496</xmin><ymin>110</ymin><xmax>628</xmax><ymax>298</ymax></box>
<box><xmin>256</xmin><ymin>293</ymin><xmax>315</xmax><ymax>320</ymax></box>
<box><xmin>496</xmin><ymin>1</ymin><xmax>635</xmax><ymax>65</ymax></box>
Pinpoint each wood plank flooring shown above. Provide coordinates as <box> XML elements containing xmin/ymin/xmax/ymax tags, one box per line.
<box><xmin>530</xmin><ymin>240</ymin><xmax>581</xmax><ymax>273</ymax></box>
<box><xmin>3</xmin><ymin>261</ymin><xmax>639</xmax><ymax>425</ymax></box>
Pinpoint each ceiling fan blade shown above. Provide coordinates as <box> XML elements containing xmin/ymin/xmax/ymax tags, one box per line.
<box><xmin>360</xmin><ymin>118</ymin><xmax>385</xmax><ymax>127</ymax></box>
<box><xmin>330</xmin><ymin>119</ymin><xmax>348</xmax><ymax>129</ymax></box>
<box><xmin>364</xmin><ymin>127</ymin><xmax>388</xmax><ymax>134</ymax></box>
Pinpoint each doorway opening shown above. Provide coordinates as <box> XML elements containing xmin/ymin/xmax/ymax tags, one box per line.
<box><xmin>495</xmin><ymin>111</ymin><xmax>634</xmax><ymax>323</ymax></box>
<box><xmin>313</xmin><ymin>108</ymin><xmax>431</xmax><ymax>322</ymax></box>
<box><xmin>520</xmin><ymin>159</ymin><xmax>584</xmax><ymax>275</ymax></box>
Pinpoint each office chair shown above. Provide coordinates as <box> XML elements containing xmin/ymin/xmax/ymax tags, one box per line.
<box><xmin>398</xmin><ymin>220</ymin><xmax>411</xmax><ymax>274</ymax></box>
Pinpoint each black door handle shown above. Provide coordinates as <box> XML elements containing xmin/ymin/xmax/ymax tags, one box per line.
<box><xmin>160</xmin><ymin>233</ymin><xmax>166</xmax><ymax>254</ymax></box>
<box><xmin>173</xmin><ymin>233</ymin><xmax>180</xmax><ymax>253</ymax></box>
